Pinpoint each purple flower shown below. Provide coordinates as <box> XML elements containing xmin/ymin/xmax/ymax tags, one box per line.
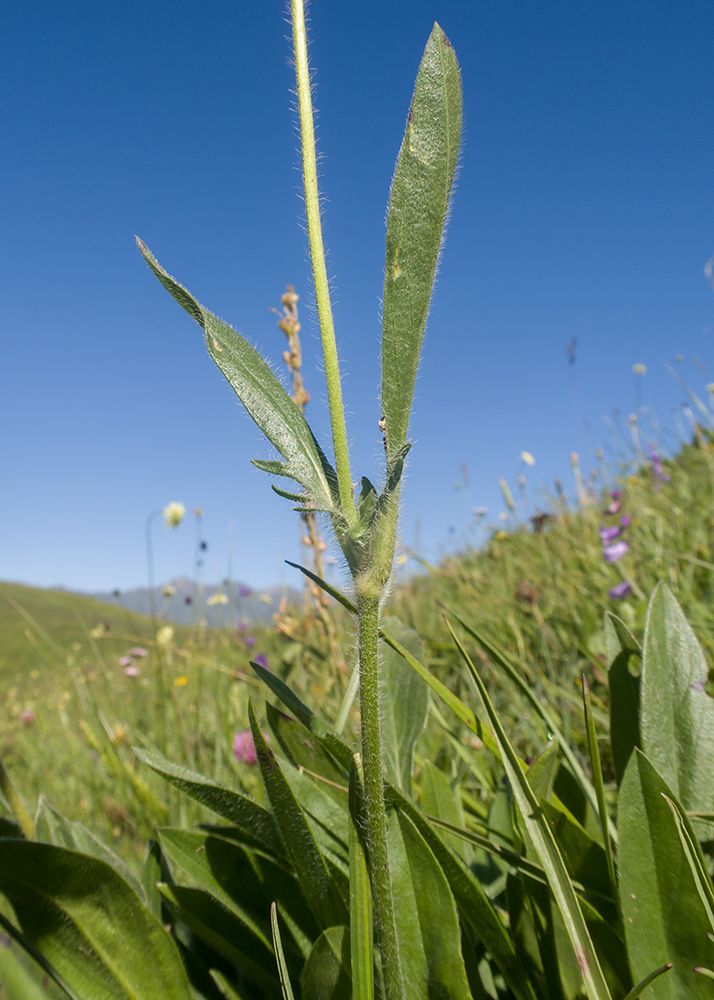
<box><xmin>620</xmin><ymin>515</ymin><xmax>631</xmax><ymax>527</ymax></box>
<box><xmin>599</xmin><ymin>526</ymin><xmax>620</xmax><ymax>544</ymax></box>
<box><xmin>20</xmin><ymin>708</ymin><xmax>36</xmax><ymax>727</ymax></box>
<box><xmin>609</xmin><ymin>489</ymin><xmax>622</xmax><ymax>500</ymax></box>
<box><xmin>124</xmin><ymin>665</ymin><xmax>140</xmax><ymax>677</ymax></box>
<box><xmin>605</xmin><ymin>488</ymin><xmax>623</xmax><ymax>515</ymax></box>
<box><xmin>244</xmin><ymin>636</ymin><xmax>256</xmax><ymax>647</ymax></box>
<box><xmin>648</xmin><ymin>445</ymin><xmax>671</xmax><ymax>485</ymax></box>
<box><xmin>254</xmin><ymin>653</ymin><xmax>270</xmax><ymax>670</ymax></box>
<box><xmin>604</xmin><ymin>540</ymin><xmax>629</xmax><ymax>563</ymax></box>
<box><xmin>240</xmin><ymin>586</ymin><xmax>251</xmax><ymax>597</ymax></box>
<box><xmin>128</xmin><ymin>647</ymin><xmax>148</xmax><ymax>657</ymax></box>
<box><xmin>233</xmin><ymin>729</ymin><xmax>270</xmax><ymax>765</ymax></box>
<box><xmin>609</xmin><ymin>581</ymin><xmax>632</xmax><ymax>599</ymax></box>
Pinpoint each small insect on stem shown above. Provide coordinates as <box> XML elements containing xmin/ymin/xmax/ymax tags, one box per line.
<box><xmin>379</xmin><ymin>414</ymin><xmax>388</xmax><ymax>454</ymax></box>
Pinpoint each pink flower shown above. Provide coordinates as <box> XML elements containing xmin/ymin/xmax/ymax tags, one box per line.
<box><xmin>245</xmin><ymin>636</ymin><xmax>256</xmax><ymax>647</ymax></box>
<box><xmin>620</xmin><ymin>515</ymin><xmax>631</xmax><ymax>527</ymax></box>
<box><xmin>128</xmin><ymin>647</ymin><xmax>148</xmax><ymax>657</ymax></box>
<box><xmin>118</xmin><ymin>656</ymin><xmax>134</xmax><ymax>667</ymax></box>
<box><xmin>599</xmin><ymin>526</ymin><xmax>620</xmax><ymax>544</ymax></box>
<box><xmin>609</xmin><ymin>581</ymin><xmax>632</xmax><ymax>599</ymax></box>
<box><xmin>604</xmin><ymin>540</ymin><xmax>629</xmax><ymax>563</ymax></box>
<box><xmin>240</xmin><ymin>586</ymin><xmax>251</xmax><ymax>597</ymax></box>
<box><xmin>20</xmin><ymin>709</ymin><xmax>36</xmax><ymax>727</ymax></box>
<box><xmin>124</xmin><ymin>665</ymin><xmax>140</xmax><ymax>677</ymax></box>
<box><xmin>233</xmin><ymin>729</ymin><xmax>269</xmax><ymax>765</ymax></box>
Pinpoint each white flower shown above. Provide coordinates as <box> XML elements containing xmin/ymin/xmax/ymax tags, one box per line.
<box><xmin>156</xmin><ymin>626</ymin><xmax>174</xmax><ymax>647</ymax></box>
<box><xmin>161</xmin><ymin>585</ymin><xmax>176</xmax><ymax>598</ymax></box>
<box><xmin>163</xmin><ymin>502</ymin><xmax>185</xmax><ymax>528</ymax></box>
<box><xmin>520</xmin><ymin>451</ymin><xmax>535</xmax><ymax>466</ymax></box>
<box><xmin>633</xmin><ymin>363</ymin><xmax>646</xmax><ymax>375</ymax></box>
<box><xmin>207</xmin><ymin>592</ymin><xmax>229</xmax><ymax>606</ymax></box>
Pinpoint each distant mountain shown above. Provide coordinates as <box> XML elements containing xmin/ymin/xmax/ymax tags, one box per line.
<box><xmin>88</xmin><ymin>576</ymin><xmax>301</xmax><ymax>626</ymax></box>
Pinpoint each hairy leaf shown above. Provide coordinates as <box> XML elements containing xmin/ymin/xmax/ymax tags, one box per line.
<box><xmin>380</xmin><ymin>616</ymin><xmax>428</xmax><ymax>794</ymax></box>
<box><xmin>381</xmin><ymin>23</ymin><xmax>462</xmax><ymax>464</ymax></box>
<box><xmin>300</xmin><ymin>927</ymin><xmax>351</xmax><ymax>1000</ymax></box>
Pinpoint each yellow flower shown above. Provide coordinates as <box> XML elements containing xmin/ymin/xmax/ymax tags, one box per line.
<box><xmin>629</xmin><ymin>476</ymin><xmax>638</xmax><ymax>484</ymax></box>
<box><xmin>156</xmin><ymin>626</ymin><xmax>174</xmax><ymax>647</ymax></box>
<box><xmin>494</xmin><ymin>531</ymin><xmax>507</xmax><ymax>541</ymax></box>
<box><xmin>161</xmin><ymin>584</ymin><xmax>176</xmax><ymax>598</ymax></box>
<box><xmin>520</xmin><ymin>451</ymin><xmax>535</xmax><ymax>466</ymax></box>
<box><xmin>163</xmin><ymin>502</ymin><xmax>185</xmax><ymax>528</ymax></box>
<box><xmin>174</xmin><ymin>676</ymin><xmax>188</xmax><ymax>687</ymax></box>
<box><xmin>207</xmin><ymin>592</ymin><xmax>229</xmax><ymax>606</ymax></box>
<box><xmin>258</xmin><ymin>593</ymin><xmax>273</xmax><ymax>605</ymax></box>
<box><xmin>89</xmin><ymin>623</ymin><xmax>108</xmax><ymax>638</ymax></box>
<box><xmin>633</xmin><ymin>363</ymin><xmax>646</xmax><ymax>375</ymax></box>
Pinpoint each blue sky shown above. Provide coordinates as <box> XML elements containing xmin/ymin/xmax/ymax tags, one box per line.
<box><xmin>2</xmin><ymin>0</ymin><xmax>714</xmax><ymax>593</ymax></box>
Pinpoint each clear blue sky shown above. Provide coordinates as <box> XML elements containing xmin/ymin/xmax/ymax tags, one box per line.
<box><xmin>3</xmin><ymin>0</ymin><xmax>714</xmax><ymax>592</ymax></box>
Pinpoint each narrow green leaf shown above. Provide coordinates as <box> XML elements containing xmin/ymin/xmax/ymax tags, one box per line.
<box><xmin>210</xmin><ymin>970</ymin><xmax>249</xmax><ymax>1000</ymax></box>
<box><xmin>420</xmin><ymin>760</ymin><xmax>469</xmax><ymax>862</ymax></box>
<box><xmin>284</xmin><ymin>560</ymin><xmax>357</xmax><ymax>615</ymax></box>
<box><xmin>133</xmin><ymin>745</ymin><xmax>285</xmax><ymax>858</ymax></box>
<box><xmin>249</xmin><ymin>701</ymin><xmax>349</xmax><ymax>930</ymax></box>
<box><xmin>605</xmin><ymin>612</ymin><xmax>641</xmax><ymax>659</ymax></box>
<box><xmin>662</xmin><ymin>794</ymin><xmax>714</xmax><ymax>932</ymax></box>
<box><xmin>0</xmin><ymin>939</ymin><xmax>59</xmax><ymax>1000</ymax></box>
<box><xmin>158</xmin><ymin>884</ymin><xmax>280</xmax><ymax>993</ymax></box>
<box><xmin>142</xmin><ymin>839</ymin><xmax>164</xmax><ymax>920</ymax></box>
<box><xmin>265</xmin><ymin>702</ymin><xmax>348</xmax><ymax>801</ymax></box>
<box><xmin>250</xmin><ymin>656</ymin><xmax>354</xmax><ymax>770</ymax></box>
<box><xmin>381</xmin><ymin>23</ymin><xmax>462</xmax><ymax>463</ymax></box>
<box><xmin>0</xmin><ymin>912</ymin><xmax>80</xmax><ymax>1000</ymax></box>
<box><xmin>619</xmin><ymin>750</ymin><xmax>714</xmax><ymax>998</ymax></box>
<box><xmin>380</xmin><ymin>616</ymin><xmax>429</xmax><ymax>794</ymax></box>
<box><xmin>387</xmin><ymin>807</ymin><xmax>472</xmax><ymax>999</ymax></box>
<box><xmin>137</xmin><ymin>240</ymin><xmax>338</xmax><ymax>513</ymax></box>
<box><xmin>609</xmin><ymin>649</ymin><xmax>640</xmax><ymax>787</ymax></box>
<box><xmin>387</xmin><ymin>787</ymin><xmax>539</xmax><ymax>1000</ymax></box>
<box><xmin>271</xmin><ymin>904</ymin><xmax>296</xmax><ymax>1000</ymax></box>
<box><xmin>349</xmin><ymin>759</ymin><xmax>374</xmax><ymax>1000</ymax></box>
<box><xmin>446</xmin><ymin>619</ymin><xmax>613</xmax><ymax>1000</ymax></box>
<box><xmin>582</xmin><ymin>678</ymin><xmax>618</xmax><ymax>903</ymax></box>
<box><xmin>449</xmin><ymin>608</ymin><xmax>613</xmax><ymax>842</ymax></box>
<box><xmin>0</xmin><ymin>840</ymin><xmax>192</xmax><ymax>1000</ymax></box>
<box><xmin>640</xmin><ymin>583</ymin><xmax>714</xmax><ymax>823</ymax></box>
<box><xmin>300</xmin><ymin>927</ymin><xmax>351</xmax><ymax>1000</ymax></box>
<box><xmin>622</xmin><ymin>965</ymin><xmax>673</xmax><ymax>1000</ymax></box>
<box><xmin>34</xmin><ymin>796</ymin><xmax>143</xmax><ymax>899</ymax></box>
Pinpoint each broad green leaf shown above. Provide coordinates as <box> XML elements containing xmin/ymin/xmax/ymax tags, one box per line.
<box><xmin>582</xmin><ymin>680</ymin><xmax>617</xmax><ymax>901</ymax></box>
<box><xmin>381</xmin><ymin>24</ymin><xmax>462</xmax><ymax>464</ymax></box>
<box><xmin>0</xmin><ymin>940</ymin><xmax>59</xmax><ymax>1000</ymax></box>
<box><xmin>640</xmin><ymin>583</ymin><xmax>714</xmax><ymax>821</ymax></box>
<box><xmin>34</xmin><ymin>796</ymin><xmax>143</xmax><ymax>899</ymax></box>
<box><xmin>447</xmin><ymin>620</ymin><xmax>613</xmax><ymax>1000</ymax></box>
<box><xmin>420</xmin><ymin>760</ymin><xmax>469</xmax><ymax>861</ymax></box>
<box><xmin>0</xmin><ymin>840</ymin><xmax>192</xmax><ymax>1000</ymax></box>
<box><xmin>619</xmin><ymin>750</ymin><xmax>714</xmax><ymax>998</ymax></box>
<box><xmin>158</xmin><ymin>884</ymin><xmax>280</xmax><ymax>993</ymax></box>
<box><xmin>662</xmin><ymin>794</ymin><xmax>714</xmax><ymax>931</ymax></box>
<box><xmin>271</xmin><ymin>904</ymin><xmax>296</xmax><ymax>1000</ymax></box>
<box><xmin>349</xmin><ymin>760</ymin><xmax>374</xmax><ymax>1000</ymax></box>
<box><xmin>388</xmin><ymin>807</ymin><xmax>472</xmax><ymax>999</ymax></box>
<box><xmin>278</xmin><ymin>763</ymin><xmax>350</xmax><ymax>865</ymax></box>
<box><xmin>137</xmin><ymin>240</ymin><xmax>338</xmax><ymax>513</ymax></box>
<box><xmin>133</xmin><ymin>746</ymin><xmax>285</xmax><ymax>858</ymax></box>
<box><xmin>0</xmin><ymin>912</ymin><xmax>79</xmax><ymax>1000</ymax></box>
<box><xmin>604</xmin><ymin>612</ymin><xmax>641</xmax><ymax>662</ymax></box>
<box><xmin>249</xmin><ymin>702</ymin><xmax>349</xmax><ymax>930</ymax></box>
<box><xmin>388</xmin><ymin>787</ymin><xmax>539</xmax><ymax>1000</ymax></box>
<box><xmin>300</xmin><ymin>927</ymin><xmax>351</xmax><ymax>1000</ymax></box>
<box><xmin>608</xmin><ymin>650</ymin><xmax>640</xmax><ymax>787</ymax></box>
<box><xmin>159</xmin><ymin>827</ymin><xmax>319</xmax><ymax>962</ymax></box>
<box><xmin>380</xmin><ymin>616</ymin><xmax>428</xmax><ymax>794</ymax></box>
<box><xmin>142</xmin><ymin>840</ymin><xmax>164</xmax><ymax>920</ymax></box>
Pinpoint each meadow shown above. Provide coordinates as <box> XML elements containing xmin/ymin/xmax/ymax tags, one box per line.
<box><xmin>4</xmin><ymin>2</ymin><xmax>714</xmax><ymax>996</ymax></box>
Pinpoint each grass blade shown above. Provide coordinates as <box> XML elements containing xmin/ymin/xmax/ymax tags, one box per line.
<box><xmin>271</xmin><ymin>903</ymin><xmax>296</xmax><ymax>1000</ymax></box>
<box><xmin>349</xmin><ymin>759</ymin><xmax>374</xmax><ymax>1000</ymax></box>
<box><xmin>622</xmin><ymin>964</ymin><xmax>673</xmax><ymax>999</ymax></box>
<box><xmin>445</xmin><ymin>617</ymin><xmax>613</xmax><ymax>1000</ymax></box>
<box><xmin>582</xmin><ymin>677</ymin><xmax>618</xmax><ymax>904</ymax></box>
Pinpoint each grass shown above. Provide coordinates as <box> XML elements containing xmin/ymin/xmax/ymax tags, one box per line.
<box><xmin>3</xmin><ymin>431</ymin><xmax>714</xmax><ymax>871</ymax></box>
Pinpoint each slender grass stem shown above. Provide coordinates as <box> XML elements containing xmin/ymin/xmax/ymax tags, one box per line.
<box><xmin>357</xmin><ymin>593</ymin><xmax>404</xmax><ymax>1000</ymax></box>
<box><xmin>290</xmin><ymin>0</ymin><xmax>355</xmax><ymax>524</ymax></box>
<box><xmin>145</xmin><ymin>509</ymin><xmax>161</xmax><ymax>623</ymax></box>
<box><xmin>0</xmin><ymin>757</ymin><xmax>34</xmax><ymax>839</ymax></box>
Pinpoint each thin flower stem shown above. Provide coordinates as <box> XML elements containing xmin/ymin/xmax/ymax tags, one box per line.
<box><xmin>290</xmin><ymin>0</ymin><xmax>355</xmax><ymax>524</ymax></box>
<box><xmin>357</xmin><ymin>593</ymin><xmax>404</xmax><ymax>1000</ymax></box>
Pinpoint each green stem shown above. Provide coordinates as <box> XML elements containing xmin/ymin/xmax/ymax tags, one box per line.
<box><xmin>357</xmin><ymin>593</ymin><xmax>404</xmax><ymax>1000</ymax></box>
<box><xmin>291</xmin><ymin>0</ymin><xmax>355</xmax><ymax>524</ymax></box>
<box><xmin>0</xmin><ymin>757</ymin><xmax>34</xmax><ymax>839</ymax></box>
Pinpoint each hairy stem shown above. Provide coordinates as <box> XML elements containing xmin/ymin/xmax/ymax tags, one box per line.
<box><xmin>291</xmin><ymin>0</ymin><xmax>355</xmax><ymax>524</ymax></box>
<box><xmin>357</xmin><ymin>593</ymin><xmax>404</xmax><ymax>1000</ymax></box>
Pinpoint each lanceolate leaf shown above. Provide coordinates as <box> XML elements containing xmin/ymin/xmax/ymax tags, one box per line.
<box><xmin>133</xmin><ymin>746</ymin><xmax>285</xmax><ymax>858</ymax></box>
<box><xmin>300</xmin><ymin>927</ymin><xmax>351</xmax><ymax>1000</ymax></box>
<box><xmin>381</xmin><ymin>23</ymin><xmax>462</xmax><ymax>465</ymax></box>
<box><xmin>640</xmin><ymin>583</ymin><xmax>714</xmax><ymax>821</ymax></box>
<box><xmin>349</xmin><ymin>760</ymin><xmax>374</xmax><ymax>1000</ymax></box>
<box><xmin>619</xmin><ymin>750</ymin><xmax>714</xmax><ymax>998</ymax></box>
<box><xmin>0</xmin><ymin>840</ymin><xmax>192</xmax><ymax>1000</ymax></box>
<box><xmin>249</xmin><ymin>702</ymin><xmax>349</xmax><ymax>930</ymax></box>
<box><xmin>136</xmin><ymin>239</ymin><xmax>338</xmax><ymax>513</ymax></box>
<box><xmin>447</xmin><ymin>620</ymin><xmax>613</xmax><ymax>1000</ymax></box>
